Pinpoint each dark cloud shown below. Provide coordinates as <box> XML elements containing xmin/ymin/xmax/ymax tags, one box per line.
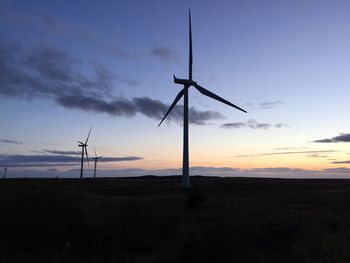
<box><xmin>221</xmin><ymin>119</ymin><xmax>287</xmax><ymax>129</ymax></box>
<box><xmin>0</xmin><ymin>43</ymin><xmax>114</xmax><ymax>99</ymax></box>
<box><xmin>235</xmin><ymin>150</ymin><xmax>337</xmax><ymax>158</ymax></box>
<box><xmin>3</xmin><ymin>163</ymin><xmax>78</xmax><ymax>168</ymax></box>
<box><xmin>0</xmin><ymin>154</ymin><xmax>143</xmax><ymax>168</ymax></box>
<box><xmin>0</xmin><ymin>139</ymin><xmax>23</xmax><ymax>145</ymax></box>
<box><xmin>0</xmin><ymin>42</ymin><xmax>222</xmax><ymax>125</ymax></box>
<box><xmin>57</xmin><ymin>95</ymin><xmax>224</xmax><ymax>125</ymax></box>
<box><xmin>314</xmin><ymin>133</ymin><xmax>350</xmax><ymax>143</ymax></box>
<box><xmin>151</xmin><ymin>46</ymin><xmax>177</xmax><ymax>61</ymax></box>
<box><xmin>220</xmin><ymin>122</ymin><xmax>246</xmax><ymax>129</ymax></box>
<box><xmin>43</xmin><ymin>150</ymin><xmax>81</xmax><ymax>155</ymax></box>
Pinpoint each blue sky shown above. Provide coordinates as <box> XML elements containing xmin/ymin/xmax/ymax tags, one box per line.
<box><xmin>1</xmin><ymin>0</ymin><xmax>350</xmax><ymax>178</ymax></box>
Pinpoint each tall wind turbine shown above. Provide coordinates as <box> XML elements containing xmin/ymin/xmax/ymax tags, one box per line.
<box><xmin>159</xmin><ymin>10</ymin><xmax>247</xmax><ymax>187</ymax></box>
<box><xmin>92</xmin><ymin>148</ymin><xmax>102</xmax><ymax>179</ymax></box>
<box><xmin>3</xmin><ymin>167</ymin><xmax>7</xmax><ymax>179</ymax></box>
<box><xmin>78</xmin><ymin>128</ymin><xmax>91</xmax><ymax>179</ymax></box>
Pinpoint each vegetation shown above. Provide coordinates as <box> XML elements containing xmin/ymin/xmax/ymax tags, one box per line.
<box><xmin>1</xmin><ymin>176</ymin><xmax>350</xmax><ymax>262</ymax></box>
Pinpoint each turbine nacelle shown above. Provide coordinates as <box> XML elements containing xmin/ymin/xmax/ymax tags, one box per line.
<box><xmin>173</xmin><ymin>75</ymin><xmax>197</xmax><ymax>86</ymax></box>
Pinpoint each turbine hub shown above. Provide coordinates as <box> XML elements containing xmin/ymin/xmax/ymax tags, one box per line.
<box><xmin>190</xmin><ymin>80</ymin><xmax>197</xmax><ymax>86</ymax></box>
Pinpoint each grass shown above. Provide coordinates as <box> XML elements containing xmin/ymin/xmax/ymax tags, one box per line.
<box><xmin>1</xmin><ymin>176</ymin><xmax>350</xmax><ymax>262</ymax></box>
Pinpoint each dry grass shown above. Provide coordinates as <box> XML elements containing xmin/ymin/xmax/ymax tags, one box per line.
<box><xmin>1</xmin><ymin>176</ymin><xmax>350</xmax><ymax>262</ymax></box>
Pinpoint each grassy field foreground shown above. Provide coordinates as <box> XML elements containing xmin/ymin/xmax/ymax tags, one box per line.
<box><xmin>1</xmin><ymin>176</ymin><xmax>350</xmax><ymax>262</ymax></box>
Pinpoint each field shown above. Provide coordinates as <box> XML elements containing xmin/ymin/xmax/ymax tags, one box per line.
<box><xmin>1</xmin><ymin>176</ymin><xmax>350</xmax><ymax>262</ymax></box>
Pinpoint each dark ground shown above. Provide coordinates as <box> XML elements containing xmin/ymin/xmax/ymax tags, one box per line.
<box><xmin>1</xmin><ymin>176</ymin><xmax>350</xmax><ymax>263</ymax></box>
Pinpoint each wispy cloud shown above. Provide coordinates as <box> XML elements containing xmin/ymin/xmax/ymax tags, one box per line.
<box><xmin>306</xmin><ymin>153</ymin><xmax>329</xmax><ymax>159</ymax></box>
<box><xmin>235</xmin><ymin>150</ymin><xmax>337</xmax><ymax>158</ymax></box>
<box><xmin>151</xmin><ymin>46</ymin><xmax>177</xmax><ymax>61</ymax></box>
<box><xmin>259</xmin><ymin>101</ymin><xmax>284</xmax><ymax>109</ymax></box>
<box><xmin>221</xmin><ymin>119</ymin><xmax>288</xmax><ymax>130</ymax></box>
<box><xmin>331</xmin><ymin>160</ymin><xmax>350</xmax><ymax>164</ymax></box>
<box><xmin>273</xmin><ymin>147</ymin><xmax>306</xmax><ymax>150</ymax></box>
<box><xmin>0</xmin><ymin>139</ymin><xmax>23</xmax><ymax>145</ymax></box>
<box><xmin>314</xmin><ymin>133</ymin><xmax>350</xmax><ymax>143</ymax></box>
<box><xmin>244</xmin><ymin>99</ymin><xmax>284</xmax><ymax>110</ymax></box>
<box><xmin>275</xmin><ymin>123</ymin><xmax>289</xmax><ymax>128</ymax></box>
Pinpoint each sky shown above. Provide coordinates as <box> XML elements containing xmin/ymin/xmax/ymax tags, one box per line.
<box><xmin>1</xmin><ymin>0</ymin><xmax>350</xmax><ymax>178</ymax></box>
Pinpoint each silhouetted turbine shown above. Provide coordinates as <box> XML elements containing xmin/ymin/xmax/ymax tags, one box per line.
<box><xmin>159</xmin><ymin>10</ymin><xmax>246</xmax><ymax>187</ymax></box>
<box><xmin>3</xmin><ymin>167</ymin><xmax>7</xmax><ymax>179</ymax></box>
<box><xmin>92</xmin><ymin>148</ymin><xmax>102</xmax><ymax>179</ymax></box>
<box><xmin>78</xmin><ymin>127</ymin><xmax>92</xmax><ymax>179</ymax></box>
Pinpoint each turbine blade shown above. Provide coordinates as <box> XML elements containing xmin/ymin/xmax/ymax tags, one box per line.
<box><xmin>94</xmin><ymin>147</ymin><xmax>97</xmax><ymax>158</ymax></box>
<box><xmin>85</xmin><ymin>147</ymin><xmax>90</xmax><ymax>168</ymax></box>
<box><xmin>158</xmin><ymin>89</ymin><xmax>185</xmax><ymax>127</ymax></box>
<box><xmin>189</xmin><ymin>9</ymin><xmax>193</xmax><ymax>80</ymax></box>
<box><xmin>85</xmin><ymin>127</ymin><xmax>92</xmax><ymax>144</ymax></box>
<box><xmin>193</xmin><ymin>84</ymin><xmax>247</xmax><ymax>113</ymax></box>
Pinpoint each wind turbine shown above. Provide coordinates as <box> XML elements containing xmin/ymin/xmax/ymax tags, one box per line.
<box><xmin>78</xmin><ymin>128</ymin><xmax>91</xmax><ymax>179</ymax></box>
<box><xmin>92</xmin><ymin>148</ymin><xmax>102</xmax><ymax>179</ymax></box>
<box><xmin>3</xmin><ymin>167</ymin><xmax>7</xmax><ymax>179</ymax></box>
<box><xmin>158</xmin><ymin>10</ymin><xmax>247</xmax><ymax>187</ymax></box>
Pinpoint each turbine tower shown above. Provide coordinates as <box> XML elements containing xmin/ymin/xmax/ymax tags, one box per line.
<box><xmin>92</xmin><ymin>148</ymin><xmax>102</xmax><ymax>179</ymax></box>
<box><xmin>159</xmin><ymin>10</ymin><xmax>247</xmax><ymax>187</ymax></box>
<box><xmin>3</xmin><ymin>167</ymin><xmax>7</xmax><ymax>179</ymax></box>
<box><xmin>78</xmin><ymin>128</ymin><xmax>91</xmax><ymax>179</ymax></box>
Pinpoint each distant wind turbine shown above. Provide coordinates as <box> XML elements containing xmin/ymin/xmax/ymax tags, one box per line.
<box><xmin>78</xmin><ymin>127</ymin><xmax>92</xmax><ymax>179</ymax></box>
<box><xmin>3</xmin><ymin>167</ymin><xmax>7</xmax><ymax>179</ymax></box>
<box><xmin>92</xmin><ymin>148</ymin><xmax>102</xmax><ymax>179</ymax></box>
<box><xmin>159</xmin><ymin>10</ymin><xmax>247</xmax><ymax>187</ymax></box>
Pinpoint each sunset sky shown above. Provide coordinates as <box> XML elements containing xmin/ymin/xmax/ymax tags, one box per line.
<box><xmin>1</xmin><ymin>0</ymin><xmax>350</xmax><ymax>178</ymax></box>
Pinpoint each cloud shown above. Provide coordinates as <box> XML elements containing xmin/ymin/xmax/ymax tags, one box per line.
<box><xmin>235</xmin><ymin>150</ymin><xmax>337</xmax><ymax>158</ymax></box>
<box><xmin>0</xmin><ymin>42</ymin><xmax>223</xmax><ymax>125</ymax></box>
<box><xmin>151</xmin><ymin>46</ymin><xmax>177</xmax><ymax>61</ymax></box>
<box><xmin>306</xmin><ymin>153</ymin><xmax>329</xmax><ymax>159</ymax></box>
<box><xmin>314</xmin><ymin>133</ymin><xmax>350</xmax><ymax>143</ymax></box>
<box><xmin>0</xmin><ymin>43</ymin><xmax>114</xmax><ymax>99</ymax></box>
<box><xmin>259</xmin><ymin>101</ymin><xmax>283</xmax><ymax>109</ymax></box>
<box><xmin>0</xmin><ymin>154</ymin><xmax>143</xmax><ymax>168</ymax></box>
<box><xmin>0</xmin><ymin>139</ymin><xmax>23</xmax><ymax>145</ymax></box>
<box><xmin>220</xmin><ymin>122</ymin><xmax>246</xmax><ymax>129</ymax></box>
<box><xmin>220</xmin><ymin>119</ymin><xmax>287</xmax><ymax>129</ymax></box>
<box><xmin>2</xmin><ymin>163</ymin><xmax>78</xmax><ymax>168</ymax></box>
<box><xmin>244</xmin><ymin>99</ymin><xmax>283</xmax><ymax>110</ymax></box>
<box><xmin>273</xmin><ymin>147</ymin><xmax>306</xmax><ymax>150</ymax></box>
<box><xmin>43</xmin><ymin>150</ymin><xmax>81</xmax><ymax>155</ymax></box>
<box><xmin>331</xmin><ymin>160</ymin><xmax>350</xmax><ymax>164</ymax></box>
<box><xmin>275</xmin><ymin>123</ymin><xmax>289</xmax><ymax>128</ymax></box>
<box><xmin>57</xmin><ymin>95</ymin><xmax>224</xmax><ymax>125</ymax></box>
